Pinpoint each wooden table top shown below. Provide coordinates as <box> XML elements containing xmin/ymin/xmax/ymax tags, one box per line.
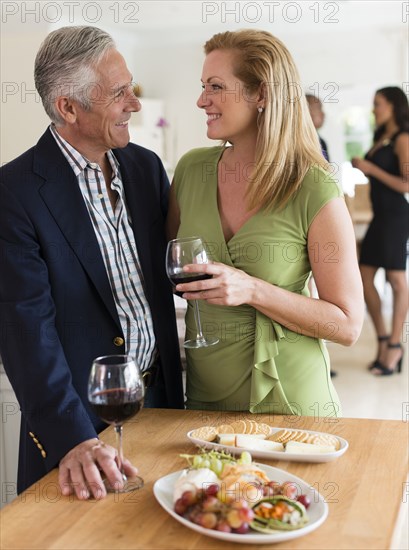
<box><xmin>1</xmin><ymin>409</ymin><xmax>408</xmax><ymax>549</ymax></box>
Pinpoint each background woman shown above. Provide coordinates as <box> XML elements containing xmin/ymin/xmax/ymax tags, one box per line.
<box><xmin>352</xmin><ymin>87</ymin><xmax>409</xmax><ymax>375</ymax></box>
<box><xmin>168</xmin><ymin>30</ymin><xmax>364</xmax><ymax>416</ymax></box>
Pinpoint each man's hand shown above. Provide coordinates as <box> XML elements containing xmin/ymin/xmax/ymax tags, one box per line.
<box><xmin>58</xmin><ymin>438</ymin><xmax>139</xmax><ymax>499</ymax></box>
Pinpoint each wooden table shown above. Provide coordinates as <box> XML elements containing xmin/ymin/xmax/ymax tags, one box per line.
<box><xmin>1</xmin><ymin>409</ymin><xmax>408</xmax><ymax>549</ymax></box>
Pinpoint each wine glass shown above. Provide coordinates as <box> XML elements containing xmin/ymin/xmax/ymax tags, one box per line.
<box><xmin>88</xmin><ymin>355</ymin><xmax>145</xmax><ymax>493</ymax></box>
<box><xmin>166</xmin><ymin>236</ymin><xmax>219</xmax><ymax>348</ymax></box>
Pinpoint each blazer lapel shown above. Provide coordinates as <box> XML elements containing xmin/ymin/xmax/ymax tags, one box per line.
<box><xmin>34</xmin><ymin>130</ymin><xmax>121</xmax><ymax>329</ymax></box>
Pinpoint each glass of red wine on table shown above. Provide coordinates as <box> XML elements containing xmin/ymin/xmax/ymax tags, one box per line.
<box><xmin>88</xmin><ymin>354</ymin><xmax>145</xmax><ymax>493</ymax></box>
<box><xmin>166</xmin><ymin>236</ymin><xmax>219</xmax><ymax>348</ymax></box>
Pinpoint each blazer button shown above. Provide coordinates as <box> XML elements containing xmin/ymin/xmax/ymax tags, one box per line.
<box><xmin>113</xmin><ymin>337</ymin><xmax>124</xmax><ymax>347</ymax></box>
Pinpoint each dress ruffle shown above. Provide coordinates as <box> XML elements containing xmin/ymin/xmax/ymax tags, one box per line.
<box><xmin>250</xmin><ymin>312</ymin><xmax>298</xmax><ymax>414</ymax></box>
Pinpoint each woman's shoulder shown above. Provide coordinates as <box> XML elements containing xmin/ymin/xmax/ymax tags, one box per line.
<box><xmin>394</xmin><ymin>131</ymin><xmax>409</xmax><ymax>145</ymax></box>
<box><xmin>173</xmin><ymin>146</ymin><xmax>224</xmax><ymax>193</ymax></box>
<box><xmin>287</xmin><ymin>164</ymin><xmax>343</xmax><ymax>228</ymax></box>
<box><xmin>299</xmin><ymin>164</ymin><xmax>343</xmax><ymax>197</ymax></box>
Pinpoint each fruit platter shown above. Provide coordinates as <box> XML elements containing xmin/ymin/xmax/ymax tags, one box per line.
<box><xmin>153</xmin><ymin>450</ymin><xmax>328</xmax><ymax>544</ymax></box>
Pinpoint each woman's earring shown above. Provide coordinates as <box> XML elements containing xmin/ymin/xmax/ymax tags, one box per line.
<box><xmin>258</xmin><ymin>106</ymin><xmax>264</xmax><ymax>113</ymax></box>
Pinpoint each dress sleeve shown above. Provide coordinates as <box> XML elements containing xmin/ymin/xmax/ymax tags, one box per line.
<box><xmin>295</xmin><ymin>165</ymin><xmax>344</xmax><ymax>235</ymax></box>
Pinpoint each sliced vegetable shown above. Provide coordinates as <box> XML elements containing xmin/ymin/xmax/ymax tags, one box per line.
<box><xmin>251</xmin><ymin>496</ymin><xmax>308</xmax><ymax>532</ymax></box>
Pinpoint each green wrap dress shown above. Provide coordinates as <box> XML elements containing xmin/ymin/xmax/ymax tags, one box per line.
<box><xmin>173</xmin><ymin>146</ymin><xmax>343</xmax><ymax>417</ymax></box>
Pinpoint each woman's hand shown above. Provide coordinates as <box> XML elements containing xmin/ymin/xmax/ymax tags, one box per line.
<box><xmin>58</xmin><ymin>438</ymin><xmax>140</xmax><ymax>500</ymax></box>
<box><xmin>351</xmin><ymin>157</ymin><xmax>374</xmax><ymax>176</ymax></box>
<box><xmin>176</xmin><ymin>262</ymin><xmax>256</xmax><ymax>306</ymax></box>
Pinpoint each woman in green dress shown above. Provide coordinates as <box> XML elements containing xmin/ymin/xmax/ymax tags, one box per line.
<box><xmin>167</xmin><ymin>29</ymin><xmax>364</xmax><ymax>417</ymax></box>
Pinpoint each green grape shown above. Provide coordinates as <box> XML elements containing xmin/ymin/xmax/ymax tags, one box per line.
<box><xmin>180</xmin><ymin>448</ymin><xmax>253</xmax><ymax>473</ymax></box>
<box><xmin>239</xmin><ymin>451</ymin><xmax>252</xmax><ymax>465</ymax></box>
<box><xmin>193</xmin><ymin>455</ymin><xmax>203</xmax><ymax>468</ymax></box>
<box><xmin>210</xmin><ymin>457</ymin><xmax>223</xmax><ymax>476</ymax></box>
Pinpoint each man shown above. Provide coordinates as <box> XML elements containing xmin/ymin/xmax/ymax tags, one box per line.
<box><xmin>306</xmin><ymin>94</ymin><xmax>330</xmax><ymax>161</ymax></box>
<box><xmin>306</xmin><ymin>93</ymin><xmax>337</xmax><ymax>378</ymax></box>
<box><xmin>0</xmin><ymin>26</ymin><xmax>184</xmax><ymax>499</ymax></box>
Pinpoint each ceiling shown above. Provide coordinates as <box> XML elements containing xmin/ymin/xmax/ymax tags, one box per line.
<box><xmin>2</xmin><ymin>1</ymin><xmax>406</xmax><ymax>44</ymax></box>
<box><xmin>111</xmin><ymin>0</ymin><xmax>407</xmax><ymax>43</ymax></box>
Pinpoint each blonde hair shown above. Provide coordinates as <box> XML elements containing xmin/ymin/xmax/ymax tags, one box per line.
<box><xmin>204</xmin><ymin>29</ymin><xmax>329</xmax><ymax>209</ymax></box>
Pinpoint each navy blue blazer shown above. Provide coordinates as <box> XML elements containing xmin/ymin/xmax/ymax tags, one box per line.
<box><xmin>0</xmin><ymin>129</ymin><xmax>184</xmax><ymax>493</ymax></box>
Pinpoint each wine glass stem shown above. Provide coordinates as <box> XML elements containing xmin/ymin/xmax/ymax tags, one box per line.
<box><xmin>192</xmin><ymin>300</ymin><xmax>206</xmax><ymax>343</ymax></box>
<box><xmin>114</xmin><ymin>424</ymin><xmax>126</xmax><ymax>480</ymax></box>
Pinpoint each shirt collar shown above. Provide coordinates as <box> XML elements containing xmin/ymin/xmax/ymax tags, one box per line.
<box><xmin>49</xmin><ymin>124</ymin><xmax>121</xmax><ymax>181</ymax></box>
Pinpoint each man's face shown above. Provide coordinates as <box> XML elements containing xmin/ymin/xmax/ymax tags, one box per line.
<box><xmin>68</xmin><ymin>49</ymin><xmax>140</xmax><ymax>160</ymax></box>
<box><xmin>307</xmin><ymin>98</ymin><xmax>325</xmax><ymax>130</ymax></box>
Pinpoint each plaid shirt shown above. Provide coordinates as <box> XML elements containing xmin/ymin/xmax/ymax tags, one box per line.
<box><xmin>50</xmin><ymin>125</ymin><xmax>156</xmax><ymax>371</ymax></box>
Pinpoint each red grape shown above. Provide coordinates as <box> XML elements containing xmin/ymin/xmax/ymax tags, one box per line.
<box><xmin>200</xmin><ymin>512</ymin><xmax>218</xmax><ymax>529</ymax></box>
<box><xmin>239</xmin><ymin>507</ymin><xmax>255</xmax><ymax>523</ymax></box>
<box><xmin>233</xmin><ymin>522</ymin><xmax>250</xmax><ymax>534</ymax></box>
<box><xmin>216</xmin><ymin>520</ymin><xmax>232</xmax><ymax>533</ymax></box>
<box><xmin>226</xmin><ymin>509</ymin><xmax>242</xmax><ymax>529</ymax></box>
<box><xmin>202</xmin><ymin>496</ymin><xmax>222</xmax><ymax>512</ymax></box>
<box><xmin>297</xmin><ymin>494</ymin><xmax>311</xmax><ymax>509</ymax></box>
<box><xmin>181</xmin><ymin>490</ymin><xmax>197</xmax><ymax>506</ymax></box>
<box><xmin>174</xmin><ymin>498</ymin><xmax>187</xmax><ymax>515</ymax></box>
<box><xmin>282</xmin><ymin>482</ymin><xmax>298</xmax><ymax>500</ymax></box>
<box><xmin>231</xmin><ymin>498</ymin><xmax>248</xmax><ymax>510</ymax></box>
<box><xmin>203</xmin><ymin>483</ymin><xmax>219</xmax><ymax>496</ymax></box>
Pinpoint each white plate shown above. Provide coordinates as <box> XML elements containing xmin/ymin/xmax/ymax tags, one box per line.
<box><xmin>153</xmin><ymin>463</ymin><xmax>328</xmax><ymax>545</ymax></box>
<box><xmin>187</xmin><ymin>428</ymin><xmax>348</xmax><ymax>463</ymax></box>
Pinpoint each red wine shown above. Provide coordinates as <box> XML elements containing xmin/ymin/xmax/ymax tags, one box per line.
<box><xmin>169</xmin><ymin>273</ymin><xmax>212</xmax><ymax>297</ymax></box>
<box><xmin>90</xmin><ymin>388</ymin><xmax>143</xmax><ymax>425</ymax></box>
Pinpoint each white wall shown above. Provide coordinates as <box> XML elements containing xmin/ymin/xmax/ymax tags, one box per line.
<box><xmin>1</xmin><ymin>26</ymin><xmax>50</xmax><ymax>164</ymax></box>
<box><xmin>1</xmin><ymin>1</ymin><xmax>408</xmax><ymax>173</ymax></box>
<box><xmin>129</xmin><ymin>26</ymin><xmax>408</xmax><ymax>173</ymax></box>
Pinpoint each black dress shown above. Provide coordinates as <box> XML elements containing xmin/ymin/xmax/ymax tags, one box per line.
<box><xmin>360</xmin><ymin>131</ymin><xmax>409</xmax><ymax>270</ymax></box>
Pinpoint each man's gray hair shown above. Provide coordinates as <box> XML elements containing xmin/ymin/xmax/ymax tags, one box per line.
<box><xmin>34</xmin><ymin>26</ymin><xmax>116</xmax><ymax>125</ymax></box>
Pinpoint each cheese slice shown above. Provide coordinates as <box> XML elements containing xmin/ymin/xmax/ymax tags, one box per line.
<box><xmin>285</xmin><ymin>440</ymin><xmax>336</xmax><ymax>454</ymax></box>
<box><xmin>217</xmin><ymin>434</ymin><xmax>236</xmax><ymax>446</ymax></box>
<box><xmin>217</xmin><ymin>433</ymin><xmax>267</xmax><ymax>446</ymax></box>
<box><xmin>235</xmin><ymin>436</ymin><xmax>284</xmax><ymax>452</ymax></box>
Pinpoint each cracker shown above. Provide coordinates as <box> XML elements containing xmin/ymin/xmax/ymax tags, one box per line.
<box><xmin>293</xmin><ymin>431</ymin><xmax>310</xmax><ymax>443</ymax></box>
<box><xmin>230</xmin><ymin>420</ymin><xmax>247</xmax><ymax>434</ymax></box>
<box><xmin>255</xmin><ymin>422</ymin><xmax>272</xmax><ymax>436</ymax></box>
<box><xmin>217</xmin><ymin>423</ymin><xmax>235</xmax><ymax>434</ymax></box>
<box><xmin>191</xmin><ymin>426</ymin><xmax>217</xmax><ymax>442</ymax></box>
<box><xmin>268</xmin><ymin>429</ymin><xmax>291</xmax><ymax>442</ymax></box>
<box><xmin>242</xmin><ymin>419</ymin><xmax>254</xmax><ymax>434</ymax></box>
<box><xmin>269</xmin><ymin>429</ymin><xmax>340</xmax><ymax>450</ymax></box>
<box><xmin>311</xmin><ymin>433</ymin><xmax>340</xmax><ymax>450</ymax></box>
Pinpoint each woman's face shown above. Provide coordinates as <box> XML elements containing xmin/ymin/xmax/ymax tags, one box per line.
<box><xmin>196</xmin><ymin>49</ymin><xmax>259</xmax><ymax>144</ymax></box>
<box><xmin>373</xmin><ymin>93</ymin><xmax>394</xmax><ymax>127</ymax></box>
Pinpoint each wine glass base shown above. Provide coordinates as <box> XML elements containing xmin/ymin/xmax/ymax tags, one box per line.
<box><xmin>104</xmin><ymin>475</ymin><xmax>144</xmax><ymax>493</ymax></box>
<box><xmin>184</xmin><ymin>337</ymin><xmax>219</xmax><ymax>349</ymax></box>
